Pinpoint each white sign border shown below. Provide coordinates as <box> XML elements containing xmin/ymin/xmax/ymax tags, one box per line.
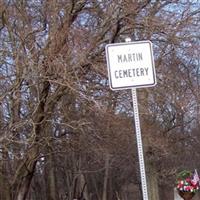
<box><xmin>105</xmin><ymin>40</ymin><xmax>157</xmax><ymax>90</ymax></box>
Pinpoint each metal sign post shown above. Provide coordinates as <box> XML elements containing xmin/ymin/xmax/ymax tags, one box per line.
<box><xmin>105</xmin><ymin>37</ymin><xmax>156</xmax><ymax>200</ymax></box>
<box><xmin>132</xmin><ymin>88</ymin><xmax>149</xmax><ymax>200</ymax></box>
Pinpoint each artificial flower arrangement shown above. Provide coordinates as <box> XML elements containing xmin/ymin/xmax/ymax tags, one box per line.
<box><xmin>176</xmin><ymin>170</ymin><xmax>200</xmax><ymax>194</ymax></box>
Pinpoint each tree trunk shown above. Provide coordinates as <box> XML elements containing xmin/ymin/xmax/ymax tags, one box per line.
<box><xmin>11</xmin><ymin>81</ymin><xmax>50</xmax><ymax>200</ymax></box>
<box><xmin>146</xmin><ymin>162</ymin><xmax>159</xmax><ymax>200</ymax></box>
<box><xmin>0</xmin><ymin>149</ymin><xmax>11</xmax><ymax>200</ymax></box>
<box><xmin>45</xmin><ymin>150</ymin><xmax>58</xmax><ymax>200</ymax></box>
<box><xmin>139</xmin><ymin>89</ymin><xmax>160</xmax><ymax>200</ymax></box>
<box><xmin>102</xmin><ymin>153</ymin><xmax>110</xmax><ymax>200</ymax></box>
<box><xmin>79</xmin><ymin>173</ymin><xmax>89</xmax><ymax>200</ymax></box>
<box><xmin>15</xmin><ymin>159</ymin><xmax>37</xmax><ymax>200</ymax></box>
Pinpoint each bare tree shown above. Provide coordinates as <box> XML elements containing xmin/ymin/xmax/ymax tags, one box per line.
<box><xmin>0</xmin><ymin>0</ymin><xmax>199</xmax><ymax>200</ymax></box>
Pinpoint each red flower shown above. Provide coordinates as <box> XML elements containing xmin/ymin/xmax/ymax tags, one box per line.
<box><xmin>186</xmin><ymin>178</ymin><xmax>191</xmax><ymax>183</ymax></box>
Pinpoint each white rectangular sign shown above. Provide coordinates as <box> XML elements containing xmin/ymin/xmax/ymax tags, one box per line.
<box><xmin>105</xmin><ymin>40</ymin><xmax>156</xmax><ymax>90</ymax></box>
